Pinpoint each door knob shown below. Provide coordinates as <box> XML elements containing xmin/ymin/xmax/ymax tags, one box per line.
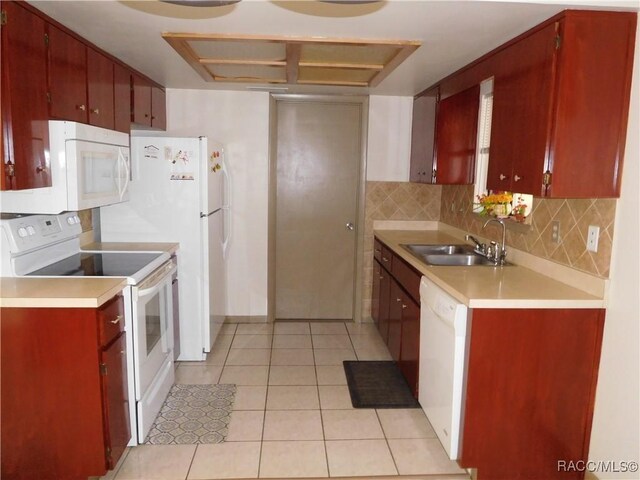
<box><xmin>345</xmin><ymin>222</ymin><xmax>355</xmax><ymax>231</ymax></box>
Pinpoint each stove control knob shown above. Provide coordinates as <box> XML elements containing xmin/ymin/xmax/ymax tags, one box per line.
<box><xmin>74</xmin><ymin>215</ymin><xmax>80</xmax><ymax>224</ymax></box>
<box><xmin>27</xmin><ymin>226</ymin><xmax>36</xmax><ymax>236</ymax></box>
<box><xmin>67</xmin><ymin>217</ymin><xmax>75</xmax><ymax>225</ymax></box>
<box><xmin>17</xmin><ymin>227</ymin><xmax>28</xmax><ymax>238</ymax></box>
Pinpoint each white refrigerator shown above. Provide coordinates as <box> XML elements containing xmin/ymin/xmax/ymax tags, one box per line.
<box><xmin>100</xmin><ymin>136</ymin><xmax>228</xmax><ymax>361</ymax></box>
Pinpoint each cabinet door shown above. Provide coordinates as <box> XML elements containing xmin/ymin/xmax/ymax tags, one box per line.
<box><xmin>101</xmin><ymin>333</ymin><xmax>130</xmax><ymax>470</ymax></box>
<box><xmin>1</xmin><ymin>1</ymin><xmax>50</xmax><ymax>190</ymax></box>
<box><xmin>378</xmin><ymin>266</ymin><xmax>391</xmax><ymax>343</ymax></box>
<box><xmin>409</xmin><ymin>90</ymin><xmax>438</xmax><ymax>183</ymax></box>
<box><xmin>399</xmin><ymin>294</ymin><xmax>420</xmax><ymax>397</ymax></box>
<box><xmin>87</xmin><ymin>48</ymin><xmax>115</xmax><ymax>130</ymax></box>
<box><xmin>48</xmin><ymin>25</ymin><xmax>88</xmax><ymax>123</ymax></box>
<box><xmin>131</xmin><ymin>74</ymin><xmax>152</xmax><ymax>126</ymax></box>
<box><xmin>387</xmin><ymin>279</ymin><xmax>403</xmax><ymax>362</ymax></box>
<box><xmin>371</xmin><ymin>260</ymin><xmax>382</xmax><ymax>325</ymax></box>
<box><xmin>487</xmin><ymin>23</ymin><xmax>557</xmax><ymax>195</ymax></box>
<box><xmin>151</xmin><ymin>86</ymin><xmax>166</xmax><ymax>130</ymax></box>
<box><xmin>114</xmin><ymin>63</ymin><xmax>131</xmax><ymax>133</ymax></box>
<box><xmin>434</xmin><ymin>85</ymin><xmax>479</xmax><ymax>185</ymax></box>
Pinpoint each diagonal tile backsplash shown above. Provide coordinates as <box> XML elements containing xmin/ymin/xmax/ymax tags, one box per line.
<box><xmin>439</xmin><ymin>185</ymin><xmax>616</xmax><ymax>278</ymax></box>
<box><xmin>362</xmin><ymin>181</ymin><xmax>442</xmax><ymax>319</ymax></box>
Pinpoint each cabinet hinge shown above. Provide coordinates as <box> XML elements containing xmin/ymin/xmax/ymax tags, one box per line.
<box><xmin>543</xmin><ymin>170</ymin><xmax>553</xmax><ymax>186</ymax></box>
<box><xmin>44</xmin><ymin>33</ymin><xmax>49</xmax><ymax>46</ymax></box>
<box><xmin>5</xmin><ymin>163</ymin><xmax>15</xmax><ymax>178</ymax></box>
<box><xmin>106</xmin><ymin>446</ymin><xmax>112</xmax><ymax>460</ymax></box>
<box><xmin>100</xmin><ymin>363</ymin><xmax>108</xmax><ymax>375</ymax></box>
<box><xmin>432</xmin><ymin>168</ymin><xmax>437</xmax><ymax>181</ymax></box>
<box><xmin>555</xmin><ymin>34</ymin><xmax>561</xmax><ymax>50</ymax></box>
<box><xmin>1</xmin><ymin>10</ymin><xmax>7</xmax><ymax>26</ymax></box>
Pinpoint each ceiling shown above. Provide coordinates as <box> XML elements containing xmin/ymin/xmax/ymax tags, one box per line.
<box><xmin>28</xmin><ymin>0</ymin><xmax>638</xmax><ymax>97</ymax></box>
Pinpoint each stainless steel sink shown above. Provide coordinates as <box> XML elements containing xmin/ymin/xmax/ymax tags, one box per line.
<box><xmin>403</xmin><ymin>244</ymin><xmax>475</xmax><ymax>256</ymax></box>
<box><xmin>423</xmin><ymin>253</ymin><xmax>500</xmax><ymax>266</ymax></box>
<box><xmin>401</xmin><ymin>243</ymin><xmax>511</xmax><ymax>267</ymax></box>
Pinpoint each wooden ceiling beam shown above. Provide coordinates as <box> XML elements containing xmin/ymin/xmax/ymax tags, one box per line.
<box><xmin>286</xmin><ymin>43</ymin><xmax>302</xmax><ymax>84</ymax></box>
<box><xmin>200</xmin><ymin>59</ymin><xmax>286</xmax><ymax>66</ymax></box>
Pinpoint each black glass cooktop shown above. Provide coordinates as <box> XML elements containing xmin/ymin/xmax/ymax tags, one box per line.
<box><xmin>28</xmin><ymin>252</ymin><xmax>163</xmax><ymax>277</ymax></box>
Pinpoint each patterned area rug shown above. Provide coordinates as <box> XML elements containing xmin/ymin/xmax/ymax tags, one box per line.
<box><xmin>145</xmin><ymin>384</ymin><xmax>236</xmax><ymax>444</ymax></box>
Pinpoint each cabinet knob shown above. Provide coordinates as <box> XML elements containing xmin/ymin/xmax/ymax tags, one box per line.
<box><xmin>499</xmin><ymin>173</ymin><xmax>507</xmax><ymax>181</ymax></box>
<box><xmin>151</xmin><ymin>116</ymin><xmax>156</xmax><ymax>120</ymax></box>
<box><xmin>90</xmin><ymin>108</ymin><xmax>100</xmax><ymax>115</ymax></box>
<box><xmin>110</xmin><ymin>315</ymin><xmax>123</xmax><ymax>325</ymax></box>
<box><xmin>514</xmin><ymin>174</ymin><xmax>522</xmax><ymax>182</ymax></box>
<box><xmin>382</xmin><ymin>257</ymin><xmax>389</xmax><ymax>262</ymax></box>
<box><xmin>76</xmin><ymin>104</ymin><xmax>86</xmax><ymax>111</ymax></box>
<box><xmin>379</xmin><ymin>276</ymin><xmax>384</xmax><ymax>279</ymax></box>
<box><xmin>36</xmin><ymin>165</ymin><xmax>47</xmax><ymax>173</ymax></box>
<box><xmin>396</xmin><ymin>298</ymin><xmax>402</xmax><ymax>302</ymax></box>
<box><xmin>144</xmin><ymin>113</ymin><xmax>150</xmax><ymax>118</ymax></box>
<box><xmin>402</xmin><ymin>304</ymin><xmax>408</xmax><ymax>309</ymax></box>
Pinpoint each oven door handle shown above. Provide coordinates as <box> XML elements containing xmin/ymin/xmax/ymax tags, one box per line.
<box><xmin>136</xmin><ymin>263</ymin><xmax>177</xmax><ymax>298</ymax></box>
<box><xmin>118</xmin><ymin>148</ymin><xmax>130</xmax><ymax>200</ymax></box>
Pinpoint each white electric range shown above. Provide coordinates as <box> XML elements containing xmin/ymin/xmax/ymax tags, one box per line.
<box><xmin>0</xmin><ymin>212</ymin><xmax>176</xmax><ymax>445</ymax></box>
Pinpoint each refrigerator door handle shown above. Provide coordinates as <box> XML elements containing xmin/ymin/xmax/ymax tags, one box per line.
<box><xmin>222</xmin><ymin>163</ymin><xmax>231</xmax><ymax>209</ymax></box>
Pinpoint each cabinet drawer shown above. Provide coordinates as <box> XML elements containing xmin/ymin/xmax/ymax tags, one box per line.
<box><xmin>98</xmin><ymin>295</ymin><xmax>125</xmax><ymax>347</ymax></box>
<box><xmin>380</xmin><ymin>244</ymin><xmax>393</xmax><ymax>270</ymax></box>
<box><xmin>373</xmin><ymin>239</ymin><xmax>383</xmax><ymax>261</ymax></box>
<box><xmin>391</xmin><ymin>255</ymin><xmax>421</xmax><ymax>303</ymax></box>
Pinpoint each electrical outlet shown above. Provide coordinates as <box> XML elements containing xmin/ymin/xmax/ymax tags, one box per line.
<box><xmin>551</xmin><ymin>221</ymin><xmax>560</xmax><ymax>243</ymax></box>
<box><xmin>587</xmin><ymin>225</ymin><xmax>600</xmax><ymax>252</ymax></box>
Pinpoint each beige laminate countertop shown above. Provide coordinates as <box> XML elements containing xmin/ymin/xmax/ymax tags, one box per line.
<box><xmin>374</xmin><ymin>229</ymin><xmax>605</xmax><ymax>309</ymax></box>
<box><xmin>83</xmin><ymin>242</ymin><xmax>179</xmax><ymax>255</ymax></box>
<box><xmin>0</xmin><ymin>277</ymin><xmax>126</xmax><ymax>308</ymax></box>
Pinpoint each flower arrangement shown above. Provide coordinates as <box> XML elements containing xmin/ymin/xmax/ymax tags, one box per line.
<box><xmin>475</xmin><ymin>192</ymin><xmax>513</xmax><ymax>217</ymax></box>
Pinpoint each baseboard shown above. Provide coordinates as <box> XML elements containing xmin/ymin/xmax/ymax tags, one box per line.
<box><xmin>224</xmin><ymin>315</ymin><xmax>268</xmax><ymax>324</ymax></box>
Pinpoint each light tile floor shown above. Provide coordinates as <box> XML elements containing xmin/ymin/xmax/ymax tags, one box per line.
<box><xmin>106</xmin><ymin>321</ymin><xmax>469</xmax><ymax>480</ymax></box>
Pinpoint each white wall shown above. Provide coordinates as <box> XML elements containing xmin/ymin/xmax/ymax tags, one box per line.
<box><xmin>588</xmin><ymin>24</ymin><xmax>639</xmax><ymax>478</ymax></box>
<box><xmin>366</xmin><ymin>95</ymin><xmax>413</xmax><ymax>181</ymax></box>
<box><xmin>166</xmin><ymin>89</ymin><xmax>270</xmax><ymax>317</ymax></box>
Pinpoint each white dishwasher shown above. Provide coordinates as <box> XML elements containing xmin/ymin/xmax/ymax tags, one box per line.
<box><xmin>419</xmin><ymin>276</ymin><xmax>470</xmax><ymax>460</ymax></box>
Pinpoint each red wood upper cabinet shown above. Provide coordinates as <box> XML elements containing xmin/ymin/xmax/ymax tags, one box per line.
<box><xmin>48</xmin><ymin>24</ymin><xmax>88</xmax><ymax>123</ymax></box>
<box><xmin>487</xmin><ymin>22</ymin><xmax>556</xmax><ymax>195</ymax></box>
<box><xmin>114</xmin><ymin>63</ymin><xmax>132</xmax><ymax>133</ymax></box>
<box><xmin>151</xmin><ymin>86</ymin><xmax>167</xmax><ymax>130</ymax></box>
<box><xmin>488</xmin><ymin>12</ymin><xmax>636</xmax><ymax>197</ymax></box>
<box><xmin>409</xmin><ymin>87</ymin><xmax>438</xmax><ymax>183</ymax></box>
<box><xmin>1</xmin><ymin>1</ymin><xmax>51</xmax><ymax>190</ymax></box>
<box><xmin>434</xmin><ymin>85</ymin><xmax>480</xmax><ymax>185</ymax></box>
<box><xmin>131</xmin><ymin>74</ymin><xmax>152</xmax><ymax>126</ymax></box>
<box><xmin>87</xmin><ymin>48</ymin><xmax>115</xmax><ymax>130</ymax></box>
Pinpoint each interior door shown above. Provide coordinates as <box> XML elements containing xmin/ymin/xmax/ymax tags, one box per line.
<box><xmin>275</xmin><ymin>99</ymin><xmax>362</xmax><ymax>320</ymax></box>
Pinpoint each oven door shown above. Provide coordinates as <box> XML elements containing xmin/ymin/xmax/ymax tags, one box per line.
<box><xmin>132</xmin><ymin>261</ymin><xmax>176</xmax><ymax>400</ymax></box>
<box><xmin>65</xmin><ymin>139</ymin><xmax>130</xmax><ymax>210</ymax></box>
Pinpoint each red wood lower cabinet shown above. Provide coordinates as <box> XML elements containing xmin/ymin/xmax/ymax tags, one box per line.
<box><xmin>377</xmin><ymin>265</ymin><xmax>391</xmax><ymax>343</ymax></box>
<box><xmin>460</xmin><ymin>308</ymin><xmax>605</xmax><ymax>480</ymax></box>
<box><xmin>0</xmin><ymin>295</ymin><xmax>130</xmax><ymax>480</ymax></box>
<box><xmin>398</xmin><ymin>293</ymin><xmax>420</xmax><ymax>397</ymax></box>
<box><xmin>387</xmin><ymin>279</ymin><xmax>404</xmax><ymax>362</ymax></box>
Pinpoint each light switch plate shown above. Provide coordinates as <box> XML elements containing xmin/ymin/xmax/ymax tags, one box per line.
<box><xmin>587</xmin><ymin>225</ymin><xmax>600</xmax><ymax>252</ymax></box>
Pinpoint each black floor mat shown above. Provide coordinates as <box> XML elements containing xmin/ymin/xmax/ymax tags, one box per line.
<box><xmin>343</xmin><ymin>360</ymin><xmax>420</xmax><ymax>409</ymax></box>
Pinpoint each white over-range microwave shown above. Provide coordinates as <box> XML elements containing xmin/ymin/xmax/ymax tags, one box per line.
<box><xmin>0</xmin><ymin>121</ymin><xmax>130</xmax><ymax>214</ymax></box>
